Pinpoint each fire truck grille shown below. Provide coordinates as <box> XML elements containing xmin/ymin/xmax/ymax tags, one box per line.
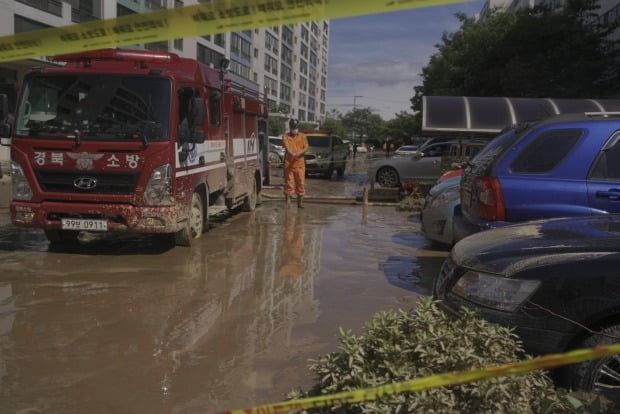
<box><xmin>35</xmin><ymin>170</ymin><xmax>139</xmax><ymax>195</ymax></box>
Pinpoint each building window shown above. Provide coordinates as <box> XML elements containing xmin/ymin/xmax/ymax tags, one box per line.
<box><xmin>14</xmin><ymin>15</ymin><xmax>50</xmax><ymax>33</ymax></box>
<box><xmin>265</xmin><ymin>55</ymin><xmax>278</xmax><ymax>76</ymax></box>
<box><xmin>231</xmin><ymin>33</ymin><xmax>251</xmax><ymax>61</ymax></box>
<box><xmin>281</xmin><ymin>45</ymin><xmax>292</xmax><ymax>65</ymax></box>
<box><xmin>282</xmin><ymin>26</ymin><xmax>293</xmax><ymax>45</ymax></box>
<box><xmin>229</xmin><ymin>60</ymin><xmax>251</xmax><ymax>80</ymax></box>
<box><xmin>264</xmin><ymin>76</ymin><xmax>278</xmax><ymax>97</ymax></box>
<box><xmin>279</xmin><ymin>83</ymin><xmax>291</xmax><ymax>102</ymax></box>
<box><xmin>265</xmin><ymin>32</ymin><xmax>279</xmax><ymax>54</ymax></box>
<box><xmin>214</xmin><ymin>33</ymin><xmax>225</xmax><ymax>48</ymax></box>
<box><xmin>15</xmin><ymin>0</ymin><xmax>62</xmax><ymax>17</ymax></box>
<box><xmin>280</xmin><ymin>64</ymin><xmax>292</xmax><ymax>83</ymax></box>
<box><xmin>197</xmin><ymin>43</ymin><xmax>224</xmax><ymax>68</ymax></box>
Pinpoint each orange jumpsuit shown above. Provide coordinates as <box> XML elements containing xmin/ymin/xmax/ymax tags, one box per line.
<box><xmin>282</xmin><ymin>131</ymin><xmax>309</xmax><ymax>197</ymax></box>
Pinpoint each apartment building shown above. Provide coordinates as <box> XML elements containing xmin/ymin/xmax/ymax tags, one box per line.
<box><xmin>0</xmin><ymin>0</ymin><xmax>329</xmax><ymax>124</ymax></box>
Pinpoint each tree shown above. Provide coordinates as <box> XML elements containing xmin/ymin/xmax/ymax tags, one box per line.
<box><xmin>320</xmin><ymin>117</ymin><xmax>347</xmax><ymax>138</ymax></box>
<box><xmin>268</xmin><ymin>116</ymin><xmax>285</xmax><ymax>136</ymax></box>
<box><xmin>341</xmin><ymin>107</ymin><xmax>384</xmax><ymax>144</ymax></box>
<box><xmin>383</xmin><ymin>111</ymin><xmax>420</xmax><ymax>144</ymax></box>
<box><xmin>411</xmin><ymin>1</ymin><xmax>620</xmax><ymax>112</ymax></box>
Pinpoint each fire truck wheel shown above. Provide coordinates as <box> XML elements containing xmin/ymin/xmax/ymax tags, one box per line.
<box><xmin>175</xmin><ymin>192</ymin><xmax>204</xmax><ymax>246</ymax></box>
<box><xmin>241</xmin><ymin>177</ymin><xmax>257</xmax><ymax>212</ymax></box>
<box><xmin>45</xmin><ymin>229</ymin><xmax>80</xmax><ymax>244</ymax></box>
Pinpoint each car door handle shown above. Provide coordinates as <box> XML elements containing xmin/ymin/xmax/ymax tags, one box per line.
<box><xmin>596</xmin><ymin>189</ymin><xmax>620</xmax><ymax>200</ymax></box>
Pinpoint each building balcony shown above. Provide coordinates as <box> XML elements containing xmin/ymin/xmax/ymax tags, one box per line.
<box><xmin>71</xmin><ymin>8</ymin><xmax>98</xmax><ymax>23</ymax></box>
<box><xmin>145</xmin><ymin>0</ymin><xmax>166</xmax><ymax>10</ymax></box>
<box><xmin>16</xmin><ymin>0</ymin><xmax>63</xmax><ymax>17</ymax></box>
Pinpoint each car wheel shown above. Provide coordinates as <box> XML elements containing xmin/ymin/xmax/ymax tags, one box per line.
<box><xmin>376</xmin><ymin>167</ymin><xmax>400</xmax><ymax>188</ymax></box>
<box><xmin>336</xmin><ymin>159</ymin><xmax>346</xmax><ymax>177</ymax></box>
<box><xmin>323</xmin><ymin>162</ymin><xmax>334</xmax><ymax>179</ymax></box>
<box><xmin>565</xmin><ymin>324</ymin><xmax>620</xmax><ymax>398</ymax></box>
<box><xmin>175</xmin><ymin>191</ymin><xmax>205</xmax><ymax>246</ymax></box>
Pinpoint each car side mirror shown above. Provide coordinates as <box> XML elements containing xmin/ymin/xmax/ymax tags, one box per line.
<box><xmin>413</xmin><ymin>152</ymin><xmax>424</xmax><ymax>159</ymax></box>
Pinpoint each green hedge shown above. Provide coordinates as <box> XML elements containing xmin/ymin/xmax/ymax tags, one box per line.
<box><xmin>288</xmin><ymin>298</ymin><xmax>586</xmax><ymax>413</ymax></box>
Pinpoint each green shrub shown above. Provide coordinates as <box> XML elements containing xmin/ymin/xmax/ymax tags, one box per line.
<box><xmin>288</xmin><ymin>297</ymin><xmax>582</xmax><ymax>413</ymax></box>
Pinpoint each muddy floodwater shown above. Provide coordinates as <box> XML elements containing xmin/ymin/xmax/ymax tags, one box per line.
<box><xmin>0</xmin><ymin>155</ymin><xmax>449</xmax><ymax>413</ymax></box>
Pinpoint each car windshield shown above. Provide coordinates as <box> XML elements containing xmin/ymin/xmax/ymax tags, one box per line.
<box><xmin>307</xmin><ymin>135</ymin><xmax>330</xmax><ymax>147</ymax></box>
<box><xmin>14</xmin><ymin>74</ymin><xmax>171</xmax><ymax>142</ymax></box>
<box><xmin>269</xmin><ymin>137</ymin><xmax>283</xmax><ymax>146</ymax></box>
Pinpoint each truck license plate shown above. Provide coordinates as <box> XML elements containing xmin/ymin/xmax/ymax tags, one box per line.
<box><xmin>61</xmin><ymin>218</ymin><xmax>108</xmax><ymax>231</ymax></box>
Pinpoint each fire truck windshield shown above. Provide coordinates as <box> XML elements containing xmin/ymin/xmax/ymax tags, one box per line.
<box><xmin>14</xmin><ymin>74</ymin><xmax>171</xmax><ymax>142</ymax></box>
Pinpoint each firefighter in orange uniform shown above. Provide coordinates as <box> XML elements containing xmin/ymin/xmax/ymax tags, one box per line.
<box><xmin>282</xmin><ymin>118</ymin><xmax>309</xmax><ymax>208</ymax></box>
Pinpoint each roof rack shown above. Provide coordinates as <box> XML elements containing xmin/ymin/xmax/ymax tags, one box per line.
<box><xmin>584</xmin><ymin>111</ymin><xmax>620</xmax><ymax>118</ymax></box>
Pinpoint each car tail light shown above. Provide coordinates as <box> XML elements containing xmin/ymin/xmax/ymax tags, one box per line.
<box><xmin>478</xmin><ymin>177</ymin><xmax>505</xmax><ymax>221</ymax></box>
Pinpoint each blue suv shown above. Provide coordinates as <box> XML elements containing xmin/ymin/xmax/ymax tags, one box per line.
<box><xmin>455</xmin><ymin>112</ymin><xmax>620</xmax><ymax>239</ymax></box>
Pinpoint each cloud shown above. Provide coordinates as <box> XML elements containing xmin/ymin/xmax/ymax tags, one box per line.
<box><xmin>328</xmin><ymin>60</ymin><xmax>422</xmax><ymax>87</ymax></box>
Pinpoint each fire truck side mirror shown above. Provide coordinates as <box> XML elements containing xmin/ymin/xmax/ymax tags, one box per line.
<box><xmin>0</xmin><ymin>94</ymin><xmax>7</xmax><ymax>121</ymax></box>
<box><xmin>0</xmin><ymin>94</ymin><xmax>11</xmax><ymax>143</ymax></box>
<box><xmin>191</xmin><ymin>97</ymin><xmax>205</xmax><ymax>126</ymax></box>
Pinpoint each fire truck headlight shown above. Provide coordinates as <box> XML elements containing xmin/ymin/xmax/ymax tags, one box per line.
<box><xmin>11</xmin><ymin>161</ymin><xmax>33</xmax><ymax>201</ymax></box>
<box><xmin>144</xmin><ymin>164</ymin><xmax>174</xmax><ymax>206</ymax></box>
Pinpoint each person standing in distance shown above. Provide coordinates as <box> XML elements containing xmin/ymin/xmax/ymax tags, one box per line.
<box><xmin>282</xmin><ymin>118</ymin><xmax>309</xmax><ymax>208</ymax></box>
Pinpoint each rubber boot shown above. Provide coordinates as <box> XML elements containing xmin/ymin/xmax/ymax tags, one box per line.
<box><xmin>285</xmin><ymin>195</ymin><xmax>291</xmax><ymax>207</ymax></box>
<box><xmin>297</xmin><ymin>196</ymin><xmax>304</xmax><ymax>209</ymax></box>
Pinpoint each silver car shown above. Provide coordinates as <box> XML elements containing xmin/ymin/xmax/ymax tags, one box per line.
<box><xmin>420</xmin><ymin>174</ymin><xmax>461</xmax><ymax>246</ymax></box>
<box><xmin>368</xmin><ymin>141</ymin><xmax>456</xmax><ymax>187</ymax></box>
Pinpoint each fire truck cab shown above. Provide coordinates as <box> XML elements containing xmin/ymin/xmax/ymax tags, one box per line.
<box><xmin>0</xmin><ymin>48</ymin><xmax>269</xmax><ymax>246</ymax></box>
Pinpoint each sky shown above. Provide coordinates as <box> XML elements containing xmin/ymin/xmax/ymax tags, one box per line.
<box><xmin>326</xmin><ymin>1</ymin><xmax>485</xmax><ymax>121</ymax></box>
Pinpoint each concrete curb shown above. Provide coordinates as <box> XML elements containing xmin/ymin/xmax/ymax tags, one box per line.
<box><xmin>260</xmin><ymin>192</ymin><xmax>400</xmax><ymax>207</ymax></box>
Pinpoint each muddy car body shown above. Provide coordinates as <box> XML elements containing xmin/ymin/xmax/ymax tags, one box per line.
<box><xmin>433</xmin><ymin>214</ymin><xmax>620</xmax><ymax>397</ymax></box>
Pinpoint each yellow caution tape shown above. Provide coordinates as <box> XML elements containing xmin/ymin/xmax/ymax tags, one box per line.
<box><xmin>0</xmin><ymin>0</ymin><xmax>469</xmax><ymax>63</ymax></box>
<box><xmin>217</xmin><ymin>342</ymin><xmax>620</xmax><ymax>414</ymax></box>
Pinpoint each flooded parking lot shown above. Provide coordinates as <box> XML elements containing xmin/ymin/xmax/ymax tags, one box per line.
<box><xmin>0</xmin><ymin>155</ymin><xmax>450</xmax><ymax>413</ymax></box>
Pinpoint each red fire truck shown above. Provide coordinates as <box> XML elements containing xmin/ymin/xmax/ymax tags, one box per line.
<box><xmin>0</xmin><ymin>48</ymin><xmax>269</xmax><ymax>246</ymax></box>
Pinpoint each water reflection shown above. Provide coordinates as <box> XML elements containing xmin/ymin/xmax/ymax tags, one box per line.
<box><xmin>0</xmin><ymin>207</ymin><xmax>322</xmax><ymax>413</ymax></box>
<box><xmin>279</xmin><ymin>210</ymin><xmax>305</xmax><ymax>279</ymax></box>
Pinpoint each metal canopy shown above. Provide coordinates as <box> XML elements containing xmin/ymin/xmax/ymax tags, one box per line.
<box><xmin>422</xmin><ymin>96</ymin><xmax>620</xmax><ymax>136</ymax></box>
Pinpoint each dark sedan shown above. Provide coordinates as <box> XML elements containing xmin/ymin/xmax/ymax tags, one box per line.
<box><xmin>433</xmin><ymin>214</ymin><xmax>620</xmax><ymax>398</ymax></box>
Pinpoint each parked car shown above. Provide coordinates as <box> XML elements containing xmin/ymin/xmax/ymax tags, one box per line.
<box><xmin>368</xmin><ymin>140</ymin><xmax>484</xmax><ymax>188</ymax></box>
<box><xmin>268</xmin><ymin>143</ymin><xmax>283</xmax><ymax>167</ymax></box>
<box><xmin>356</xmin><ymin>143</ymin><xmax>368</xmax><ymax>153</ymax></box>
<box><xmin>455</xmin><ymin>113</ymin><xmax>620</xmax><ymax>241</ymax></box>
<box><xmin>433</xmin><ymin>214</ymin><xmax>620</xmax><ymax>399</ymax></box>
<box><xmin>303</xmin><ymin>131</ymin><xmax>349</xmax><ymax>178</ymax></box>
<box><xmin>420</xmin><ymin>172</ymin><xmax>462</xmax><ymax>246</ymax></box>
<box><xmin>437</xmin><ymin>168</ymin><xmax>463</xmax><ymax>183</ymax></box>
<box><xmin>394</xmin><ymin>145</ymin><xmax>419</xmax><ymax>156</ymax></box>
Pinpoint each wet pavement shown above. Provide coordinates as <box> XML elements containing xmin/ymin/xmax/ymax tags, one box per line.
<box><xmin>0</xmin><ymin>154</ymin><xmax>450</xmax><ymax>413</ymax></box>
